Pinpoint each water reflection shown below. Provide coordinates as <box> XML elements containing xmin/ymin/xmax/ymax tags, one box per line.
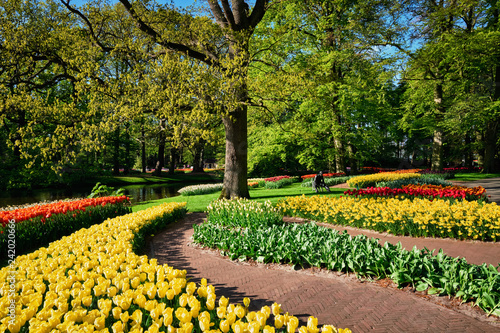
<box><xmin>0</xmin><ymin>183</ymin><xmax>185</xmax><ymax>208</ymax></box>
<box><xmin>122</xmin><ymin>184</ymin><xmax>181</xmax><ymax>203</ymax></box>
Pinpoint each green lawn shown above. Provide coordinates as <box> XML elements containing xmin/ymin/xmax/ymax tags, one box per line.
<box><xmin>453</xmin><ymin>172</ymin><xmax>500</xmax><ymax>182</ymax></box>
<box><xmin>96</xmin><ymin>172</ymin><xmax>221</xmax><ymax>186</ymax></box>
<box><xmin>131</xmin><ymin>183</ymin><xmax>346</xmax><ymax>213</ymax></box>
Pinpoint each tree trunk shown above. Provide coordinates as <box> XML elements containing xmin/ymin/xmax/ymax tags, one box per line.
<box><xmin>141</xmin><ymin>124</ymin><xmax>146</xmax><ymax>173</ymax></box>
<box><xmin>347</xmin><ymin>143</ymin><xmax>358</xmax><ymax>174</ymax></box>
<box><xmin>154</xmin><ymin>119</ymin><xmax>166</xmax><ymax>176</ymax></box>
<box><xmin>219</xmin><ymin>99</ymin><xmax>250</xmax><ymax>199</ymax></box>
<box><xmin>334</xmin><ymin>137</ymin><xmax>346</xmax><ymax>173</ymax></box>
<box><xmin>483</xmin><ymin>121</ymin><xmax>498</xmax><ymax>173</ymax></box>
<box><xmin>113</xmin><ymin>125</ymin><xmax>120</xmax><ymax>175</ymax></box>
<box><xmin>124</xmin><ymin>123</ymin><xmax>130</xmax><ymax>175</ymax></box>
<box><xmin>168</xmin><ymin>146</ymin><xmax>177</xmax><ymax>175</ymax></box>
<box><xmin>192</xmin><ymin>139</ymin><xmax>205</xmax><ymax>173</ymax></box>
<box><xmin>464</xmin><ymin>133</ymin><xmax>473</xmax><ymax>168</ymax></box>
<box><xmin>431</xmin><ymin>82</ymin><xmax>445</xmax><ymax>170</ymax></box>
<box><xmin>431</xmin><ymin>129</ymin><xmax>444</xmax><ymax>170</ymax></box>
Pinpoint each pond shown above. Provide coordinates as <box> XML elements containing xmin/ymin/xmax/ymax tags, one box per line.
<box><xmin>0</xmin><ymin>183</ymin><xmax>187</xmax><ymax>208</ymax></box>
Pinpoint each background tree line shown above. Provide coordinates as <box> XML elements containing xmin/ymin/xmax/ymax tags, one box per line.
<box><xmin>0</xmin><ymin>0</ymin><xmax>499</xmax><ymax>197</ymax></box>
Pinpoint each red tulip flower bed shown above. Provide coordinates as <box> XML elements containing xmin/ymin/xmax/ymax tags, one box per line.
<box><xmin>343</xmin><ymin>184</ymin><xmax>487</xmax><ymax>202</ymax></box>
<box><xmin>264</xmin><ymin>175</ymin><xmax>291</xmax><ymax>182</ymax></box>
<box><xmin>0</xmin><ymin>196</ymin><xmax>130</xmax><ymax>263</ymax></box>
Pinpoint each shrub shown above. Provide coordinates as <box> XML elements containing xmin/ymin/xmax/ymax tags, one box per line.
<box><xmin>178</xmin><ymin>183</ymin><xmax>223</xmax><ymax>196</ymax></box>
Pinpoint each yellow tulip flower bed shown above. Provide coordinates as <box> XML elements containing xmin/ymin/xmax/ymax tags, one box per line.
<box><xmin>346</xmin><ymin>172</ymin><xmax>421</xmax><ymax>188</ymax></box>
<box><xmin>0</xmin><ymin>202</ymin><xmax>347</xmax><ymax>333</ymax></box>
<box><xmin>278</xmin><ymin>195</ymin><xmax>500</xmax><ymax>241</ymax></box>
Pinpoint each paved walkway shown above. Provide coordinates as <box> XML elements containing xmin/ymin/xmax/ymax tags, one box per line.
<box><xmin>148</xmin><ymin>179</ymin><xmax>500</xmax><ymax>333</ymax></box>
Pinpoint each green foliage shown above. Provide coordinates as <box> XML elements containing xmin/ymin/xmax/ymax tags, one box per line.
<box><xmin>87</xmin><ymin>182</ymin><xmax>125</xmax><ymax>198</ymax></box>
<box><xmin>193</xmin><ymin>200</ymin><xmax>500</xmax><ymax>316</ymax></box>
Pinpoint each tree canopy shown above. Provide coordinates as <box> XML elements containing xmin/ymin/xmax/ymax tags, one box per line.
<box><xmin>1</xmin><ymin>0</ymin><xmax>498</xmax><ymax>192</ymax></box>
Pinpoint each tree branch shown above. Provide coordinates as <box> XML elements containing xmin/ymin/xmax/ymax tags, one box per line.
<box><xmin>220</xmin><ymin>0</ymin><xmax>237</xmax><ymax>29</ymax></box>
<box><xmin>118</xmin><ymin>0</ymin><xmax>218</xmax><ymax>67</ymax></box>
<box><xmin>248</xmin><ymin>0</ymin><xmax>270</xmax><ymax>31</ymax></box>
<box><xmin>59</xmin><ymin>0</ymin><xmax>113</xmax><ymax>52</ymax></box>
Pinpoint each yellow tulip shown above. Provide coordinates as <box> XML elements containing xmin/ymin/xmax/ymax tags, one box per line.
<box><xmin>112</xmin><ymin>307</ymin><xmax>122</xmax><ymax>320</ymax></box>
<box><xmin>243</xmin><ymin>297</ymin><xmax>250</xmax><ymax>308</ymax></box>
<box><xmin>287</xmin><ymin>316</ymin><xmax>299</xmax><ymax>333</ymax></box>
<box><xmin>249</xmin><ymin>321</ymin><xmax>261</xmax><ymax>333</ymax></box>
<box><xmin>135</xmin><ymin>293</ymin><xmax>147</xmax><ymax>308</ymax></box>
<box><xmin>112</xmin><ymin>321</ymin><xmax>124</xmax><ymax>333</ymax></box>
<box><xmin>183</xmin><ymin>322</ymin><xmax>194</xmax><ymax>333</ymax></box>
<box><xmin>235</xmin><ymin>305</ymin><xmax>246</xmax><ymax>319</ymax></box>
<box><xmin>163</xmin><ymin>307</ymin><xmax>174</xmax><ymax>326</ymax></box>
<box><xmin>82</xmin><ymin>295</ymin><xmax>93</xmax><ymax>307</ymax></box>
<box><xmin>220</xmin><ymin>319</ymin><xmax>230</xmax><ymax>333</ymax></box>
<box><xmin>274</xmin><ymin>315</ymin><xmax>285</xmax><ymax>329</ymax></box>
<box><xmin>186</xmin><ymin>282</ymin><xmax>197</xmax><ymax>296</ymax></box>
<box><xmin>263</xmin><ymin>326</ymin><xmax>276</xmax><ymax>333</ymax></box>
<box><xmin>271</xmin><ymin>302</ymin><xmax>281</xmax><ymax>316</ymax></box>
<box><xmin>307</xmin><ymin>316</ymin><xmax>319</xmax><ymax>333</ymax></box>
<box><xmin>175</xmin><ymin>307</ymin><xmax>192</xmax><ymax>324</ymax></box>
<box><xmin>219</xmin><ymin>296</ymin><xmax>229</xmax><ymax>308</ymax></box>
<box><xmin>94</xmin><ymin>315</ymin><xmax>106</xmax><ymax>330</ymax></box>
<box><xmin>206</xmin><ymin>298</ymin><xmax>215</xmax><ymax>310</ymax></box>
<box><xmin>226</xmin><ymin>312</ymin><xmax>237</xmax><ymax>325</ymax></box>
<box><xmin>120</xmin><ymin>311</ymin><xmax>129</xmax><ymax>323</ymax></box>
<box><xmin>166</xmin><ymin>289</ymin><xmax>175</xmax><ymax>300</ymax></box>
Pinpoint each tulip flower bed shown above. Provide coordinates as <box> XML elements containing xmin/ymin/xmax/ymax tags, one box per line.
<box><xmin>375</xmin><ymin>175</ymin><xmax>452</xmax><ymax>188</ymax></box>
<box><xmin>205</xmin><ymin>199</ymin><xmax>283</xmax><ymax>228</ymax></box>
<box><xmin>0</xmin><ymin>196</ymin><xmax>131</xmax><ymax>262</ymax></box>
<box><xmin>194</xmin><ymin>199</ymin><xmax>500</xmax><ymax>317</ymax></box>
<box><xmin>300</xmin><ymin>173</ymin><xmax>346</xmax><ymax>179</ymax></box>
<box><xmin>263</xmin><ymin>176</ymin><xmax>291</xmax><ymax>182</ymax></box>
<box><xmin>0</xmin><ymin>202</ymin><xmax>349</xmax><ymax>333</ymax></box>
<box><xmin>278</xmin><ymin>195</ymin><xmax>500</xmax><ymax>241</ymax></box>
<box><xmin>178</xmin><ymin>183</ymin><xmax>224</xmax><ymax>196</ymax></box>
<box><xmin>347</xmin><ymin>172</ymin><xmax>422</xmax><ymax>188</ymax></box>
<box><xmin>263</xmin><ymin>176</ymin><xmax>297</xmax><ymax>189</ymax></box>
<box><xmin>343</xmin><ymin>184</ymin><xmax>487</xmax><ymax>203</ymax></box>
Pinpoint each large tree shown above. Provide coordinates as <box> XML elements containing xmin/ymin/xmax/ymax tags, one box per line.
<box><xmin>115</xmin><ymin>0</ymin><xmax>270</xmax><ymax>198</ymax></box>
<box><xmin>60</xmin><ymin>0</ymin><xmax>270</xmax><ymax>198</ymax></box>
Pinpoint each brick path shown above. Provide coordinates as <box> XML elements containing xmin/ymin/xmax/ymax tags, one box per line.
<box><xmin>148</xmin><ymin>179</ymin><xmax>500</xmax><ymax>332</ymax></box>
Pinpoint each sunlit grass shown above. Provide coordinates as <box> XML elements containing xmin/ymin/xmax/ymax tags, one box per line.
<box><xmin>453</xmin><ymin>173</ymin><xmax>500</xmax><ymax>182</ymax></box>
<box><xmin>132</xmin><ymin>183</ymin><xmax>345</xmax><ymax>213</ymax></box>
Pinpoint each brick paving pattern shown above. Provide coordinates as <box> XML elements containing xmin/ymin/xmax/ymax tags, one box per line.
<box><xmin>148</xmin><ymin>178</ymin><xmax>500</xmax><ymax>333</ymax></box>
